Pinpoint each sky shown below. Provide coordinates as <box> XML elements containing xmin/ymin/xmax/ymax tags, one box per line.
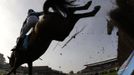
<box><xmin>0</xmin><ymin>0</ymin><xmax>118</xmax><ymax>73</ymax></box>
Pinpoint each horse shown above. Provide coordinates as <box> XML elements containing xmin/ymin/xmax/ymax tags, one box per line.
<box><xmin>7</xmin><ymin>1</ymin><xmax>101</xmax><ymax>75</ymax></box>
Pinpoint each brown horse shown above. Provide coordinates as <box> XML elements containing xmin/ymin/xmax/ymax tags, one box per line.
<box><xmin>7</xmin><ymin>1</ymin><xmax>101</xmax><ymax>75</ymax></box>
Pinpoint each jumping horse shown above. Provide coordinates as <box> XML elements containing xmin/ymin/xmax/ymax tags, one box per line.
<box><xmin>7</xmin><ymin>1</ymin><xmax>101</xmax><ymax>75</ymax></box>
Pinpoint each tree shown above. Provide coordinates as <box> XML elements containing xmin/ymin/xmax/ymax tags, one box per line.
<box><xmin>109</xmin><ymin>0</ymin><xmax>134</xmax><ymax>66</ymax></box>
<box><xmin>69</xmin><ymin>71</ymin><xmax>74</xmax><ymax>75</ymax></box>
<box><xmin>0</xmin><ymin>53</ymin><xmax>5</xmax><ymax>65</ymax></box>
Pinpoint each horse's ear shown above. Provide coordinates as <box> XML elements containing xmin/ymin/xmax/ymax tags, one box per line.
<box><xmin>7</xmin><ymin>56</ymin><xmax>10</xmax><ymax>59</ymax></box>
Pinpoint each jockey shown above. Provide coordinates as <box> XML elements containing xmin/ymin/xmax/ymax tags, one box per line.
<box><xmin>20</xmin><ymin>9</ymin><xmax>43</xmax><ymax>37</ymax></box>
<box><xmin>12</xmin><ymin>9</ymin><xmax>43</xmax><ymax>51</ymax></box>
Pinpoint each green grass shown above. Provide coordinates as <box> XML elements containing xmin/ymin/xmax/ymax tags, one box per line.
<box><xmin>0</xmin><ymin>70</ymin><xmax>7</xmax><ymax>75</ymax></box>
<box><xmin>101</xmin><ymin>71</ymin><xmax>117</xmax><ymax>75</ymax></box>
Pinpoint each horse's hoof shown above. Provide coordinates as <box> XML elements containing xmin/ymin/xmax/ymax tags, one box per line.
<box><xmin>94</xmin><ymin>6</ymin><xmax>101</xmax><ymax>11</ymax></box>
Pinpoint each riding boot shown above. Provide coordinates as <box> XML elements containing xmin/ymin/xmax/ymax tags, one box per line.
<box><xmin>16</xmin><ymin>37</ymin><xmax>24</xmax><ymax>49</ymax></box>
<box><xmin>22</xmin><ymin>35</ymin><xmax>29</xmax><ymax>50</ymax></box>
<box><xmin>18</xmin><ymin>35</ymin><xmax>29</xmax><ymax>51</ymax></box>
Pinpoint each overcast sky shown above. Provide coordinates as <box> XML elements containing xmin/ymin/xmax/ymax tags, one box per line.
<box><xmin>0</xmin><ymin>0</ymin><xmax>117</xmax><ymax>73</ymax></box>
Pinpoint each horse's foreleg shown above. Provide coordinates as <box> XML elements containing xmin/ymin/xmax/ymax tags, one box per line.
<box><xmin>69</xmin><ymin>1</ymin><xmax>92</xmax><ymax>12</ymax></box>
<box><xmin>76</xmin><ymin>6</ymin><xmax>101</xmax><ymax>18</ymax></box>
<box><xmin>28</xmin><ymin>62</ymin><xmax>33</xmax><ymax>75</ymax></box>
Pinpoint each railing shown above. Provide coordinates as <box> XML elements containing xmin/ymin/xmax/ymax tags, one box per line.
<box><xmin>118</xmin><ymin>50</ymin><xmax>134</xmax><ymax>75</ymax></box>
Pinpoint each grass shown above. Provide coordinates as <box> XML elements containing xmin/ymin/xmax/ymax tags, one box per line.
<box><xmin>101</xmin><ymin>71</ymin><xmax>117</xmax><ymax>75</ymax></box>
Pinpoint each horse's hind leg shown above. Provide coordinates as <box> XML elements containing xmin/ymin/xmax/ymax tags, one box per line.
<box><xmin>28</xmin><ymin>62</ymin><xmax>33</xmax><ymax>75</ymax></box>
<box><xmin>13</xmin><ymin>70</ymin><xmax>16</xmax><ymax>75</ymax></box>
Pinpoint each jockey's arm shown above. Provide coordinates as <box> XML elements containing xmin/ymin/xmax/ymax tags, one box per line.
<box><xmin>35</xmin><ymin>12</ymin><xmax>44</xmax><ymax>16</ymax></box>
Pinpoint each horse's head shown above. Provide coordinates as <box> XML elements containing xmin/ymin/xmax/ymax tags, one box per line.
<box><xmin>8</xmin><ymin>51</ymin><xmax>16</xmax><ymax>67</ymax></box>
<box><xmin>7</xmin><ymin>51</ymin><xmax>18</xmax><ymax>75</ymax></box>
